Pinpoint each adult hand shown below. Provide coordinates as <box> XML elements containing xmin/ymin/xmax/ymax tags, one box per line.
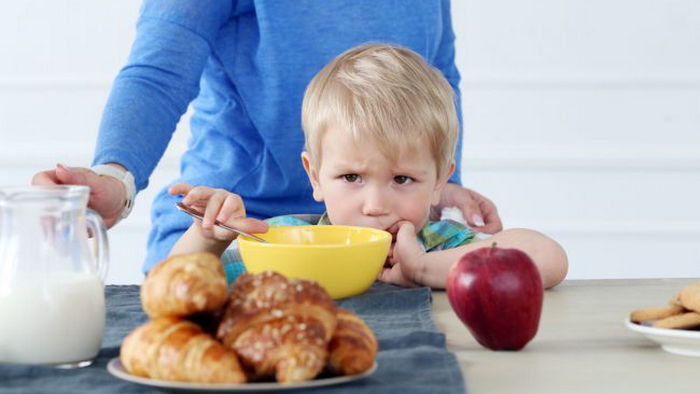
<box><xmin>31</xmin><ymin>163</ymin><xmax>127</xmax><ymax>228</ymax></box>
<box><xmin>432</xmin><ymin>183</ymin><xmax>503</xmax><ymax>234</ymax></box>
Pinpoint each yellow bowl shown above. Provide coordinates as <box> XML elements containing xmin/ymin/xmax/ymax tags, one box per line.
<box><xmin>238</xmin><ymin>225</ymin><xmax>391</xmax><ymax>299</ymax></box>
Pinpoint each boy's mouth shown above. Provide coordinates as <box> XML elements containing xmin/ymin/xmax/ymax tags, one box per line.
<box><xmin>384</xmin><ymin>223</ymin><xmax>401</xmax><ymax>242</ymax></box>
<box><xmin>355</xmin><ymin>219</ymin><xmax>400</xmax><ymax>240</ymax></box>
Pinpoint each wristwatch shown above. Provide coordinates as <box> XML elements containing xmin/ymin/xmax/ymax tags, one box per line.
<box><xmin>91</xmin><ymin>164</ymin><xmax>136</xmax><ymax>223</ymax></box>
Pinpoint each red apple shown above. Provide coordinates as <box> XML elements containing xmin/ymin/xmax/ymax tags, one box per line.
<box><xmin>446</xmin><ymin>243</ymin><xmax>543</xmax><ymax>350</ymax></box>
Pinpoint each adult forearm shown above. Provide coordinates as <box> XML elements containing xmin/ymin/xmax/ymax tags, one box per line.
<box><xmin>93</xmin><ymin>18</ymin><xmax>215</xmax><ymax>191</ymax></box>
<box><xmin>93</xmin><ymin>67</ymin><xmax>197</xmax><ymax>192</ymax></box>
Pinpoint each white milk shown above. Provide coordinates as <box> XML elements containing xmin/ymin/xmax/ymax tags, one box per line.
<box><xmin>0</xmin><ymin>273</ymin><xmax>105</xmax><ymax>364</ymax></box>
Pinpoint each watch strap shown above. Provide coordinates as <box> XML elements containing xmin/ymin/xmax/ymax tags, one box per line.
<box><xmin>90</xmin><ymin>164</ymin><xmax>136</xmax><ymax>222</ymax></box>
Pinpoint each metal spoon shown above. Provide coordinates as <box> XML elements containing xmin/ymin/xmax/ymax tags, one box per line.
<box><xmin>175</xmin><ymin>202</ymin><xmax>268</xmax><ymax>243</ymax></box>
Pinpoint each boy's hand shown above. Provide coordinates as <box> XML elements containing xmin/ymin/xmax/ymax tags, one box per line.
<box><xmin>377</xmin><ymin>221</ymin><xmax>425</xmax><ymax>287</ymax></box>
<box><xmin>169</xmin><ymin>183</ymin><xmax>268</xmax><ymax>241</ymax></box>
<box><xmin>432</xmin><ymin>183</ymin><xmax>503</xmax><ymax>234</ymax></box>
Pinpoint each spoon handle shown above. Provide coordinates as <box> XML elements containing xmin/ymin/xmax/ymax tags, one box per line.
<box><xmin>175</xmin><ymin>202</ymin><xmax>268</xmax><ymax>243</ymax></box>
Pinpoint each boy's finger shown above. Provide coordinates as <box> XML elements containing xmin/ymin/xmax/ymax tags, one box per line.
<box><xmin>217</xmin><ymin>194</ymin><xmax>246</xmax><ymax>223</ymax></box>
<box><xmin>393</xmin><ymin>221</ymin><xmax>417</xmax><ymax>257</ymax></box>
<box><xmin>377</xmin><ymin>267</ymin><xmax>392</xmax><ymax>282</ymax></box>
<box><xmin>199</xmin><ymin>225</ymin><xmax>215</xmax><ymax>240</ymax></box>
<box><xmin>396</xmin><ymin>221</ymin><xmax>415</xmax><ymax>236</ymax></box>
<box><xmin>226</xmin><ymin>217</ymin><xmax>269</xmax><ymax>235</ymax></box>
<box><xmin>385</xmin><ymin>250</ymin><xmax>397</xmax><ymax>266</ymax></box>
<box><xmin>211</xmin><ymin>226</ymin><xmax>237</xmax><ymax>241</ymax></box>
<box><xmin>203</xmin><ymin>192</ymin><xmax>226</xmax><ymax>227</ymax></box>
<box><xmin>378</xmin><ymin>265</ymin><xmax>416</xmax><ymax>287</ymax></box>
<box><xmin>182</xmin><ymin>186</ymin><xmax>214</xmax><ymax>206</ymax></box>
<box><xmin>168</xmin><ymin>183</ymin><xmax>193</xmax><ymax>196</ymax></box>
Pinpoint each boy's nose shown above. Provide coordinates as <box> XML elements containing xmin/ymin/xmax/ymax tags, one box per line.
<box><xmin>361</xmin><ymin>187</ymin><xmax>390</xmax><ymax>216</ymax></box>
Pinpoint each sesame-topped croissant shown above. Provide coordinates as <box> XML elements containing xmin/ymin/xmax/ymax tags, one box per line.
<box><xmin>217</xmin><ymin>271</ymin><xmax>338</xmax><ymax>383</ymax></box>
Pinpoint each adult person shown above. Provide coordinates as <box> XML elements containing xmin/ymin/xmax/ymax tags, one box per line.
<box><xmin>32</xmin><ymin>0</ymin><xmax>503</xmax><ymax>272</ymax></box>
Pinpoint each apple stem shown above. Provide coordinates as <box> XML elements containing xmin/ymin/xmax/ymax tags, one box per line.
<box><xmin>487</xmin><ymin>242</ymin><xmax>497</xmax><ymax>257</ymax></box>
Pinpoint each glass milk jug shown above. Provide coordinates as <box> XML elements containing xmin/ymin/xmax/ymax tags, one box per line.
<box><xmin>0</xmin><ymin>186</ymin><xmax>108</xmax><ymax>368</ymax></box>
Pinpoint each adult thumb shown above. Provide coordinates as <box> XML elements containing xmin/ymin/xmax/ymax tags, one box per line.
<box><xmin>456</xmin><ymin>201</ymin><xmax>485</xmax><ymax>228</ymax></box>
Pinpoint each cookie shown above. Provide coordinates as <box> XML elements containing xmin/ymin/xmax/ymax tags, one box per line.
<box><xmin>630</xmin><ymin>305</ymin><xmax>684</xmax><ymax>323</ymax></box>
<box><xmin>652</xmin><ymin>312</ymin><xmax>700</xmax><ymax>329</ymax></box>
<box><xmin>678</xmin><ymin>281</ymin><xmax>700</xmax><ymax>313</ymax></box>
<box><xmin>670</xmin><ymin>291</ymin><xmax>683</xmax><ymax>306</ymax></box>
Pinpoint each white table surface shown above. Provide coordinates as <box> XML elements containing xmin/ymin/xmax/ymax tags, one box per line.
<box><xmin>432</xmin><ymin>278</ymin><xmax>700</xmax><ymax>394</ymax></box>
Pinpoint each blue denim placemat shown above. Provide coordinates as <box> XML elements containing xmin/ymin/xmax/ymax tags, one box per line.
<box><xmin>0</xmin><ymin>283</ymin><xmax>465</xmax><ymax>394</ymax></box>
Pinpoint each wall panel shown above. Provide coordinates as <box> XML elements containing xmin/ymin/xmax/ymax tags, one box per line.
<box><xmin>1</xmin><ymin>1</ymin><xmax>698</xmax><ymax>283</ymax></box>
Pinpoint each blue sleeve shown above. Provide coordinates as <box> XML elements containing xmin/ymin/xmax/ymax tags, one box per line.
<box><xmin>433</xmin><ymin>0</ymin><xmax>462</xmax><ymax>185</ymax></box>
<box><xmin>92</xmin><ymin>0</ymin><xmax>233</xmax><ymax>191</ymax></box>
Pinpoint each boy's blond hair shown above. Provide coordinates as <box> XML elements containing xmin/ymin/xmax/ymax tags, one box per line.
<box><xmin>301</xmin><ymin>44</ymin><xmax>459</xmax><ymax>178</ymax></box>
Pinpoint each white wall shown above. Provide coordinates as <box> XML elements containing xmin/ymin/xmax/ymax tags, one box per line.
<box><xmin>1</xmin><ymin>1</ymin><xmax>698</xmax><ymax>284</ymax></box>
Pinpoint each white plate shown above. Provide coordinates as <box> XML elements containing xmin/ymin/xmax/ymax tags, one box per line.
<box><xmin>107</xmin><ymin>358</ymin><xmax>377</xmax><ymax>392</ymax></box>
<box><xmin>625</xmin><ymin>318</ymin><xmax>700</xmax><ymax>357</ymax></box>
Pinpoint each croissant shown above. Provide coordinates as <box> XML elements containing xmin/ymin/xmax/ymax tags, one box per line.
<box><xmin>217</xmin><ymin>271</ymin><xmax>338</xmax><ymax>383</ymax></box>
<box><xmin>141</xmin><ymin>252</ymin><xmax>228</xmax><ymax>318</ymax></box>
<box><xmin>328</xmin><ymin>308</ymin><xmax>378</xmax><ymax>375</ymax></box>
<box><xmin>120</xmin><ymin>317</ymin><xmax>246</xmax><ymax>383</ymax></box>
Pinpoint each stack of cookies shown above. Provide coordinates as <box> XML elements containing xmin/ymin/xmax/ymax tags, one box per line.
<box><xmin>630</xmin><ymin>281</ymin><xmax>700</xmax><ymax>329</ymax></box>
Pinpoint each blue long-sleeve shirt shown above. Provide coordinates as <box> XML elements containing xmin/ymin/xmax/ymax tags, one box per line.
<box><xmin>92</xmin><ymin>0</ymin><xmax>463</xmax><ymax>272</ymax></box>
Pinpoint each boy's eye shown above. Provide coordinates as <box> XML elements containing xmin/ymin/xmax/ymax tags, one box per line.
<box><xmin>343</xmin><ymin>174</ymin><xmax>360</xmax><ymax>182</ymax></box>
<box><xmin>394</xmin><ymin>175</ymin><xmax>413</xmax><ymax>184</ymax></box>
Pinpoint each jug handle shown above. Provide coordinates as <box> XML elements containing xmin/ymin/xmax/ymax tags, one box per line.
<box><xmin>86</xmin><ymin>208</ymin><xmax>109</xmax><ymax>282</ymax></box>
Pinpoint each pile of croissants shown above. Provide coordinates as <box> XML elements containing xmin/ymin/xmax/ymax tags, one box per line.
<box><xmin>120</xmin><ymin>252</ymin><xmax>378</xmax><ymax>384</ymax></box>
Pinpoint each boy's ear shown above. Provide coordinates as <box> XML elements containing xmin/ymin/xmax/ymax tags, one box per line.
<box><xmin>431</xmin><ymin>161</ymin><xmax>455</xmax><ymax>206</ymax></box>
<box><xmin>301</xmin><ymin>152</ymin><xmax>324</xmax><ymax>202</ymax></box>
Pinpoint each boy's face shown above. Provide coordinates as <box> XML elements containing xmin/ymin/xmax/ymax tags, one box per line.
<box><xmin>302</xmin><ymin>126</ymin><xmax>454</xmax><ymax>234</ymax></box>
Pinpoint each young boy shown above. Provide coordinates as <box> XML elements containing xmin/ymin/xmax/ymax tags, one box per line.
<box><xmin>169</xmin><ymin>44</ymin><xmax>568</xmax><ymax>289</ymax></box>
